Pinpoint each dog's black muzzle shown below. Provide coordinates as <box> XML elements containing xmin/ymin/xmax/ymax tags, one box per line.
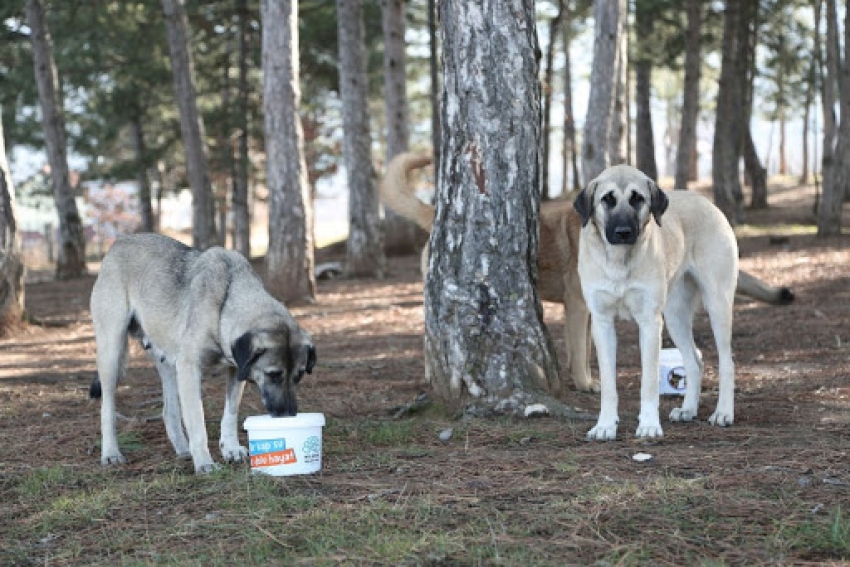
<box><xmin>262</xmin><ymin>386</ymin><xmax>298</xmax><ymax>417</ymax></box>
<box><xmin>605</xmin><ymin>215</ymin><xmax>639</xmax><ymax>245</ymax></box>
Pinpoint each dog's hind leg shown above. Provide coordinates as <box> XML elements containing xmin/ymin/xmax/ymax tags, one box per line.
<box><xmin>703</xmin><ymin>283</ymin><xmax>736</xmax><ymax>427</ymax></box>
<box><xmin>152</xmin><ymin>354</ymin><xmax>191</xmax><ymax>459</ymax></box>
<box><xmin>219</xmin><ymin>368</ymin><xmax>248</xmax><ymax>463</ymax></box>
<box><xmin>665</xmin><ymin>277</ymin><xmax>704</xmax><ymax>423</ymax></box>
<box><xmin>93</xmin><ymin>314</ymin><xmax>129</xmax><ymax>466</ymax></box>
<box><xmin>564</xmin><ymin>299</ymin><xmax>598</xmax><ymax>393</ymax></box>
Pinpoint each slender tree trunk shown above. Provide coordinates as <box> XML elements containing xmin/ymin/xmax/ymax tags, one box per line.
<box><xmin>800</xmin><ymin>58</ymin><xmax>815</xmax><ymax>185</ymax></box>
<box><xmin>740</xmin><ymin>0</ymin><xmax>767</xmax><ymax>209</ymax></box>
<box><xmin>835</xmin><ymin>4</ymin><xmax>850</xmax><ymax>205</ymax></box>
<box><xmin>744</xmin><ymin>129</ymin><xmax>768</xmax><ymax>208</ymax></box>
<box><xmin>542</xmin><ymin>1</ymin><xmax>564</xmax><ymax>200</ymax></box>
<box><xmin>712</xmin><ymin>0</ymin><xmax>747</xmax><ymax>223</ymax></box>
<box><xmin>0</xmin><ymin>114</ymin><xmax>25</xmax><ymax>332</ymax></box>
<box><xmin>608</xmin><ymin>27</ymin><xmax>627</xmax><ymax>166</ymax></box>
<box><xmin>26</xmin><ymin>0</ymin><xmax>87</xmax><ymax>279</ymax></box>
<box><xmin>675</xmin><ymin>0</ymin><xmax>701</xmax><ymax>190</ymax></box>
<box><xmin>162</xmin><ymin>0</ymin><xmax>217</xmax><ymax>249</ymax></box>
<box><xmin>262</xmin><ymin>0</ymin><xmax>316</xmax><ymax>302</ymax></box>
<box><xmin>634</xmin><ymin>0</ymin><xmax>657</xmax><ymax>181</ymax></box>
<box><xmin>233</xmin><ymin>0</ymin><xmax>251</xmax><ymax>257</ymax></box>
<box><xmin>581</xmin><ymin>0</ymin><xmax>626</xmax><ymax>182</ymax></box>
<box><xmin>562</xmin><ymin>7</ymin><xmax>580</xmax><ymax>193</ymax></box>
<box><xmin>818</xmin><ymin>0</ymin><xmax>842</xmax><ymax>235</ymax></box>
<box><xmin>425</xmin><ymin>0</ymin><xmax>564</xmax><ymax>417</ymax></box>
<box><xmin>131</xmin><ymin>115</ymin><xmax>155</xmax><ymax>232</ymax></box>
<box><xmin>428</xmin><ymin>0</ymin><xmax>440</xmax><ymax>193</ymax></box>
<box><xmin>338</xmin><ymin>0</ymin><xmax>385</xmax><ymax>277</ymax></box>
<box><xmin>382</xmin><ymin>0</ymin><xmax>421</xmax><ymax>255</ymax></box>
<box><xmin>779</xmin><ymin>113</ymin><xmax>787</xmax><ymax>175</ymax></box>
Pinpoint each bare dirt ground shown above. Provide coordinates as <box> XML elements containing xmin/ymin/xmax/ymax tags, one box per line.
<box><xmin>1</xmin><ymin>182</ymin><xmax>849</xmax><ymax>565</ymax></box>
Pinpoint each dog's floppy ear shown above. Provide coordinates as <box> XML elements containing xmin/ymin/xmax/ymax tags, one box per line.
<box><xmin>232</xmin><ymin>332</ymin><xmax>265</xmax><ymax>381</ymax></box>
<box><xmin>573</xmin><ymin>180</ymin><xmax>598</xmax><ymax>227</ymax></box>
<box><xmin>648</xmin><ymin>180</ymin><xmax>669</xmax><ymax>226</ymax></box>
<box><xmin>292</xmin><ymin>343</ymin><xmax>316</xmax><ymax>384</ymax></box>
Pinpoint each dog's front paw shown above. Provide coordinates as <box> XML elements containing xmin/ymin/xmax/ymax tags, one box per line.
<box><xmin>635</xmin><ymin>423</ymin><xmax>664</xmax><ymax>438</ymax></box>
<box><xmin>101</xmin><ymin>453</ymin><xmax>127</xmax><ymax>466</ymax></box>
<box><xmin>708</xmin><ymin>410</ymin><xmax>734</xmax><ymax>427</ymax></box>
<box><xmin>220</xmin><ymin>443</ymin><xmax>249</xmax><ymax>463</ymax></box>
<box><xmin>669</xmin><ymin>407</ymin><xmax>697</xmax><ymax>422</ymax></box>
<box><xmin>587</xmin><ymin>422</ymin><xmax>617</xmax><ymax>441</ymax></box>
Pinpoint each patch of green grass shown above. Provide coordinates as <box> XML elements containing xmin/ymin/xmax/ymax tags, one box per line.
<box><xmin>780</xmin><ymin>506</ymin><xmax>850</xmax><ymax>559</ymax></box>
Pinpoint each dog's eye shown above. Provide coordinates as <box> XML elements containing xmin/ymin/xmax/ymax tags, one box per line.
<box><xmin>601</xmin><ymin>194</ymin><xmax>616</xmax><ymax>208</ymax></box>
<box><xmin>629</xmin><ymin>192</ymin><xmax>645</xmax><ymax>208</ymax></box>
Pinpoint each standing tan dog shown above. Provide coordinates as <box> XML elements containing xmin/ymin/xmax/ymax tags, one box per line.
<box><xmin>90</xmin><ymin>234</ymin><xmax>316</xmax><ymax>473</ymax></box>
<box><xmin>574</xmin><ymin>165</ymin><xmax>736</xmax><ymax>439</ymax></box>
<box><xmin>381</xmin><ymin>151</ymin><xmax>793</xmax><ymax>399</ymax></box>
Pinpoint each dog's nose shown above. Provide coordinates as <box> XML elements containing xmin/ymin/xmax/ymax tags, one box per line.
<box><xmin>614</xmin><ymin>227</ymin><xmax>633</xmax><ymax>241</ymax></box>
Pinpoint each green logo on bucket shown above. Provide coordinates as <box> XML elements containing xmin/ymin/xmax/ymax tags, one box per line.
<box><xmin>303</xmin><ymin>436</ymin><xmax>320</xmax><ymax>456</ymax></box>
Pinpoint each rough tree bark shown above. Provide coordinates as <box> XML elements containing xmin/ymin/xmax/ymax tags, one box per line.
<box><xmin>262</xmin><ymin>0</ymin><xmax>316</xmax><ymax>302</ymax></box>
<box><xmin>634</xmin><ymin>0</ymin><xmax>657</xmax><ymax>181</ymax></box>
<box><xmin>382</xmin><ymin>0</ymin><xmax>422</xmax><ymax>255</ymax></box>
<box><xmin>424</xmin><ymin>0</ymin><xmax>568</xmax><ymax>417</ymax></box>
<box><xmin>740</xmin><ymin>0</ymin><xmax>767</xmax><ymax>209</ymax></box>
<box><xmin>162</xmin><ymin>0</ymin><xmax>217</xmax><ymax>249</ymax></box>
<box><xmin>582</xmin><ymin>0</ymin><xmax>626</xmax><ymax>182</ymax></box>
<box><xmin>712</xmin><ymin>0</ymin><xmax>748</xmax><ymax>223</ymax></box>
<box><xmin>338</xmin><ymin>0</ymin><xmax>385</xmax><ymax>277</ymax></box>
<box><xmin>817</xmin><ymin>0</ymin><xmax>844</xmax><ymax>235</ymax></box>
<box><xmin>0</xmin><ymin>114</ymin><xmax>25</xmax><ymax>332</ymax></box>
<box><xmin>232</xmin><ymin>0</ymin><xmax>251</xmax><ymax>258</ymax></box>
<box><xmin>607</xmin><ymin>24</ymin><xmax>628</xmax><ymax>166</ymax></box>
<box><xmin>674</xmin><ymin>0</ymin><xmax>701</xmax><ymax>190</ymax></box>
<box><xmin>26</xmin><ymin>0</ymin><xmax>87</xmax><ymax>279</ymax></box>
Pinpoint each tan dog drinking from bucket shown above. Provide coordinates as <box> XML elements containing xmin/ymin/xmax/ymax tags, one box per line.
<box><xmin>574</xmin><ymin>165</ymin><xmax>737</xmax><ymax>440</ymax></box>
<box><xmin>90</xmin><ymin>233</ymin><xmax>316</xmax><ymax>473</ymax></box>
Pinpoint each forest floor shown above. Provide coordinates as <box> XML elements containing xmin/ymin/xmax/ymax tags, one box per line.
<box><xmin>1</xmin><ymin>180</ymin><xmax>849</xmax><ymax>565</ymax></box>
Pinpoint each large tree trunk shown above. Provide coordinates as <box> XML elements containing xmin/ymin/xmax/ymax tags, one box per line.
<box><xmin>607</xmin><ymin>26</ymin><xmax>628</xmax><ymax>166</ymax></box>
<box><xmin>232</xmin><ymin>0</ymin><xmax>251</xmax><ymax>258</ymax></box>
<box><xmin>131</xmin><ymin>115</ymin><xmax>155</xmax><ymax>232</ymax></box>
<box><xmin>382</xmin><ymin>0</ymin><xmax>421</xmax><ymax>255</ymax></box>
<box><xmin>561</xmin><ymin>8</ymin><xmax>581</xmax><ymax>193</ymax></box>
<box><xmin>818</xmin><ymin>0</ymin><xmax>845</xmax><ymax>235</ymax></box>
<box><xmin>581</xmin><ymin>0</ymin><xmax>626</xmax><ymax>182</ymax></box>
<box><xmin>634</xmin><ymin>0</ymin><xmax>657</xmax><ymax>181</ymax></box>
<box><xmin>674</xmin><ymin>0</ymin><xmax>701</xmax><ymax>190</ymax></box>
<box><xmin>338</xmin><ymin>0</ymin><xmax>385</xmax><ymax>277</ymax></box>
<box><xmin>712</xmin><ymin>0</ymin><xmax>748</xmax><ymax>223</ymax></box>
<box><xmin>541</xmin><ymin>1</ymin><xmax>564</xmax><ymax>200</ymax></box>
<box><xmin>26</xmin><ymin>0</ymin><xmax>87</xmax><ymax>280</ymax></box>
<box><xmin>425</xmin><ymin>0</ymin><xmax>564</xmax><ymax>417</ymax></box>
<box><xmin>162</xmin><ymin>0</ymin><xmax>217</xmax><ymax>249</ymax></box>
<box><xmin>262</xmin><ymin>0</ymin><xmax>316</xmax><ymax>302</ymax></box>
<box><xmin>0</xmin><ymin>115</ymin><xmax>25</xmax><ymax>332</ymax></box>
<box><xmin>835</xmin><ymin>4</ymin><xmax>850</xmax><ymax>206</ymax></box>
<box><xmin>740</xmin><ymin>0</ymin><xmax>767</xmax><ymax>209</ymax></box>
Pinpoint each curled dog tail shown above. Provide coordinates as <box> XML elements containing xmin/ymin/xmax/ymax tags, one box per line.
<box><xmin>736</xmin><ymin>270</ymin><xmax>795</xmax><ymax>305</ymax></box>
<box><xmin>380</xmin><ymin>151</ymin><xmax>435</xmax><ymax>231</ymax></box>
<box><xmin>89</xmin><ymin>377</ymin><xmax>102</xmax><ymax>399</ymax></box>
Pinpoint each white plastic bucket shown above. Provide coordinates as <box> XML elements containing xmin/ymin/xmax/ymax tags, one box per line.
<box><xmin>659</xmin><ymin>348</ymin><xmax>686</xmax><ymax>396</ymax></box>
<box><xmin>243</xmin><ymin>413</ymin><xmax>325</xmax><ymax>476</ymax></box>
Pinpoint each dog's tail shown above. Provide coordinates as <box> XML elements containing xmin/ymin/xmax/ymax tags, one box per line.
<box><xmin>380</xmin><ymin>151</ymin><xmax>435</xmax><ymax>231</ymax></box>
<box><xmin>736</xmin><ymin>270</ymin><xmax>795</xmax><ymax>305</ymax></box>
<box><xmin>89</xmin><ymin>377</ymin><xmax>102</xmax><ymax>399</ymax></box>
